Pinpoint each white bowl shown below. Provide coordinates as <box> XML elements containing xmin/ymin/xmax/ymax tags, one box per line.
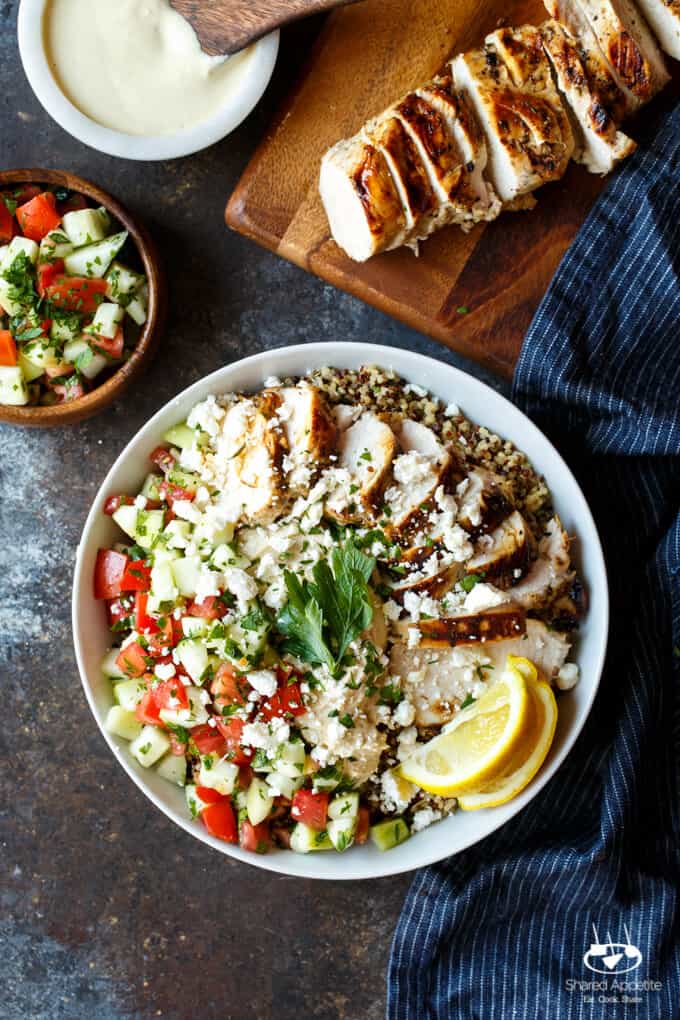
<box><xmin>72</xmin><ymin>343</ymin><xmax>609</xmax><ymax>880</ymax></box>
<box><xmin>18</xmin><ymin>0</ymin><xmax>279</xmax><ymax>161</ymax></box>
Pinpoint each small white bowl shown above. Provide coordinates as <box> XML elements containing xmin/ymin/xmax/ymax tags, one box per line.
<box><xmin>18</xmin><ymin>0</ymin><xmax>279</xmax><ymax>161</ymax></box>
<box><xmin>72</xmin><ymin>343</ymin><xmax>609</xmax><ymax>880</ymax></box>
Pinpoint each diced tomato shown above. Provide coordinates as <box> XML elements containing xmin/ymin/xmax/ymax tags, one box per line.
<box><xmin>196</xmin><ymin>786</ymin><xmax>227</xmax><ymax>805</ymax></box>
<box><xmin>119</xmin><ymin>559</ymin><xmax>152</xmax><ymax>593</ymax></box>
<box><xmin>135</xmin><ymin>689</ymin><xmax>163</xmax><ymax>726</ymax></box>
<box><xmin>45</xmin><ymin>275</ymin><xmax>107</xmax><ymax>314</ymax></box>
<box><xmin>291</xmin><ymin>790</ymin><xmax>329</xmax><ymax>832</ymax></box>
<box><xmin>103</xmin><ymin>494</ymin><xmax>133</xmax><ymax>516</ymax></box>
<box><xmin>149</xmin><ymin>446</ymin><xmax>176</xmax><ymax>473</ymax></box>
<box><xmin>57</xmin><ymin>191</ymin><xmax>89</xmax><ymax>216</ymax></box>
<box><xmin>148</xmin><ymin>617</ymin><xmax>176</xmax><ymax>655</ymax></box>
<box><xmin>134</xmin><ymin>591</ymin><xmax>159</xmax><ymax>633</ymax></box>
<box><xmin>107</xmin><ymin>597</ymin><xmax>132</xmax><ymax>627</ymax></box>
<box><xmin>41</xmin><ymin>319</ymin><xmax>52</xmax><ymax>334</ymax></box>
<box><xmin>171</xmin><ymin>616</ymin><xmax>184</xmax><ymax>645</ymax></box>
<box><xmin>37</xmin><ymin>258</ymin><xmax>65</xmax><ymax>297</ymax></box>
<box><xmin>16</xmin><ymin>191</ymin><xmax>61</xmax><ymax>242</ymax></box>
<box><xmin>92</xmin><ymin>326</ymin><xmax>124</xmax><ymax>360</ymax></box>
<box><xmin>201</xmin><ymin>800</ymin><xmax>238</xmax><ymax>843</ymax></box>
<box><xmin>116</xmin><ymin>641</ymin><xmax>148</xmax><ymax>679</ymax></box>
<box><xmin>52</xmin><ymin>377</ymin><xmax>86</xmax><ymax>402</ymax></box>
<box><xmin>191</xmin><ymin>724</ymin><xmax>228</xmax><ymax>756</ymax></box>
<box><xmin>0</xmin><ymin>199</ymin><xmax>13</xmax><ymax>243</ymax></box>
<box><xmin>355</xmin><ymin>806</ymin><xmax>370</xmax><ymax>845</ymax></box>
<box><xmin>240</xmin><ymin>820</ymin><xmax>271</xmax><ymax>854</ymax></box>
<box><xmin>0</xmin><ymin>330</ymin><xmax>17</xmax><ymax>367</ymax></box>
<box><xmin>151</xmin><ymin>679</ymin><xmax>189</xmax><ymax>712</ymax></box>
<box><xmin>214</xmin><ymin>716</ymin><xmax>253</xmax><ymax>765</ymax></box>
<box><xmin>187</xmin><ymin>596</ymin><xmax>227</xmax><ymax>621</ymax></box>
<box><xmin>94</xmin><ymin>548</ymin><xmax>128</xmax><ymax>599</ymax></box>
<box><xmin>261</xmin><ymin>680</ymin><xmax>306</xmax><ymax>722</ymax></box>
<box><xmin>211</xmin><ymin>663</ymin><xmax>248</xmax><ymax>709</ymax></box>
<box><xmin>169</xmin><ymin>732</ymin><xmax>188</xmax><ymax>756</ymax></box>
<box><xmin>158</xmin><ymin>479</ymin><xmax>194</xmax><ymax>506</ymax></box>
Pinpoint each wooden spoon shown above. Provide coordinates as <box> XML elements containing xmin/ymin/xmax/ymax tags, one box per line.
<box><xmin>168</xmin><ymin>0</ymin><xmax>365</xmax><ymax>56</ymax></box>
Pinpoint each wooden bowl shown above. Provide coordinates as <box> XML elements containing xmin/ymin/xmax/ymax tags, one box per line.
<box><xmin>0</xmin><ymin>169</ymin><xmax>166</xmax><ymax>427</ymax></box>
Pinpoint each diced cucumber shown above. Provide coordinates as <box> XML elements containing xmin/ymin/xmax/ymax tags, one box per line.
<box><xmin>211</xmin><ymin>542</ymin><xmax>244</xmax><ymax>570</ymax></box>
<box><xmin>105</xmin><ymin>705</ymin><xmax>143</xmax><ymax>742</ymax></box>
<box><xmin>228</xmin><ymin>617</ymin><xmax>269</xmax><ymax>662</ymax></box>
<box><xmin>112</xmin><ymin>503</ymin><xmax>138</xmax><ymax>539</ymax></box>
<box><xmin>114</xmin><ymin>678</ymin><xmax>146</xmax><ymax>711</ymax></box>
<box><xmin>62</xmin><ymin>338</ymin><xmax>108</xmax><ymax>380</ymax></box>
<box><xmin>163</xmin><ymin>519</ymin><xmax>192</xmax><ymax>549</ymax></box>
<box><xmin>327</xmin><ymin>817</ymin><xmax>356</xmax><ymax>852</ymax></box>
<box><xmin>370</xmin><ymin>817</ymin><xmax>410</xmax><ymax>852</ymax></box>
<box><xmin>126</xmin><ymin>292</ymin><xmax>147</xmax><ymax>326</ymax></box>
<box><xmin>328</xmin><ymin>792</ymin><xmax>359</xmax><ymax>821</ymax></box>
<box><xmin>40</xmin><ymin>229</ymin><xmax>74</xmax><ymax>261</ymax></box>
<box><xmin>87</xmin><ymin>302</ymin><xmax>124</xmax><ymax>340</ymax></box>
<box><xmin>21</xmin><ymin>340</ymin><xmax>62</xmax><ymax>372</ymax></box>
<box><xmin>64</xmin><ymin>231</ymin><xmax>128</xmax><ymax>279</ymax></box>
<box><xmin>193</xmin><ymin>520</ymin><xmax>234</xmax><ymax>550</ymax></box>
<box><xmin>185</xmin><ymin>784</ymin><xmax>210</xmax><ymax>819</ymax></box>
<box><xmin>162</xmin><ymin>422</ymin><xmax>197</xmax><ymax>450</ymax></box>
<box><xmin>140</xmin><ymin>473</ymin><xmax>162</xmax><ymax>501</ymax></box>
<box><xmin>0</xmin><ymin>277</ymin><xmax>23</xmax><ymax>317</ymax></box>
<box><xmin>150</xmin><ymin>561</ymin><xmax>178</xmax><ymax>602</ymax></box>
<box><xmin>273</xmin><ymin>740</ymin><xmax>306</xmax><ymax>780</ymax></box>
<box><xmin>171</xmin><ymin>556</ymin><xmax>202</xmax><ymax>597</ymax></box>
<box><xmin>167</xmin><ymin>467</ymin><xmax>199</xmax><ymax>493</ymax></box>
<box><xmin>156</xmin><ymin>753</ymin><xmax>187</xmax><ymax>787</ymax></box>
<box><xmin>50</xmin><ymin>316</ymin><xmax>81</xmax><ymax>344</ymax></box>
<box><xmin>129</xmin><ymin>724</ymin><xmax>171</xmax><ymax>767</ymax></box>
<box><xmin>106</xmin><ymin>260</ymin><xmax>145</xmax><ymax>302</ymax></box>
<box><xmin>246</xmin><ymin>777</ymin><xmax>274</xmax><ymax>826</ymax></box>
<box><xmin>181</xmin><ymin>616</ymin><xmax>210</xmax><ymax>639</ymax></box>
<box><xmin>197</xmin><ymin>755</ymin><xmax>239</xmax><ymax>795</ymax></box>
<box><xmin>159</xmin><ymin>687</ymin><xmax>209</xmax><ymax>728</ymax></box>
<box><xmin>4</xmin><ymin>235</ymin><xmax>39</xmax><ymax>266</ymax></box>
<box><xmin>134</xmin><ymin>508</ymin><xmax>165</xmax><ymax>549</ymax></box>
<box><xmin>0</xmin><ymin>365</ymin><xmax>29</xmax><ymax>405</ymax></box>
<box><xmin>265</xmin><ymin>772</ymin><xmax>304</xmax><ymax>801</ymax></box>
<box><xmin>62</xmin><ymin>207</ymin><xmax>109</xmax><ymax>246</ymax></box>
<box><xmin>175</xmin><ymin>639</ymin><xmax>208</xmax><ymax>683</ymax></box>
<box><xmin>290</xmin><ymin>823</ymin><xmax>334</xmax><ymax>854</ymax></box>
<box><xmin>101</xmin><ymin>647</ymin><xmax>126</xmax><ymax>679</ymax></box>
<box><xmin>18</xmin><ymin>351</ymin><xmax>45</xmax><ymax>383</ymax></box>
<box><xmin>312</xmin><ymin>767</ymin><xmax>343</xmax><ymax>794</ymax></box>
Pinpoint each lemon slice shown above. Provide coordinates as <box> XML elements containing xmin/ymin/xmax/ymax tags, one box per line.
<box><xmin>457</xmin><ymin>666</ymin><xmax>558</xmax><ymax>810</ymax></box>
<box><xmin>398</xmin><ymin>663</ymin><xmax>530</xmax><ymax>797</ymax></box>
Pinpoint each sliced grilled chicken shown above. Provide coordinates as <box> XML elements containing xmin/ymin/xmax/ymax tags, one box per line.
<box><xmin>456</xmin><ymin>466</ymin><xmax>514</xmax><ymax>535</ymax></box>
<box><xmin>333</xmin><ymin>403</ymin><xmax>362</xmax><ymax>432</ymax></box>
<box><xmin>382</xmin><ymin>421</ymin><xmax>451</xmax><ymax>533</ymax></box>
<box><xmin>215</xmin><ymin>399</ymin><xmax>286</xmax><ymax>525</ymax></box>
<box><xmin>391</xmin><ymin>618</ymin><xmax>570</xmax><ymax>726</ymax></box>
<box><xmin>466</xmin><ymin>510</ymin><xmax>536</xmax><ymax>587</ymax></box>
<box><xmin>573</xmin><ymin>0</ymin><xmax>670</xmax><ymax>107</ymax></box>
<box><xmin>390</xmin><ymin>562</ymin><xmax>463</xmax><ymax>604</ymax></box>
<box><xmin>541</xmin><ymin>19</ymin><xmax>637</xmax><ymax>173</ymax></box>
<box><xmin>319</xmin><ymin>136</ymin><xmax>410</xmax><ymax>262</ymax></box>
<box><xmin>507</xmin><ymin>515</ymin><xmax>574</xmax><ymax>611</ymax></box>
<box><xmin>452</xmin><ymin>26</ymin><xmax>574</xmax><ymax>202</ymax></box>
<box><xmin>326</xmin><ymin>411</ymin><xmax>396</xmax><ymax>522</ymax></box>
<box><xmin>415</xmin><ymin>603</ymin><xmax>527</xmax><ymax>648</ymax></box>
<box><xmin>276</xmin><ymin>384</ymin><xmax>336</xmax><ymax>462</ymax></box>
<box><xmin>635</xmin><ymin>0</ymin><xmax>680</xmax><ymax>59</ymax></box>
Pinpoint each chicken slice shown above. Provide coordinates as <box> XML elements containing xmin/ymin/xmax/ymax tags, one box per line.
<box><xmin>635</xmin><ymin>0</ymin><xmax>680</xmax><ymax>59</ymax></box>
<box><xmin>466</xmin><ymin>510</ymin><xmax>536</xmax><ymax>587</ymax></box>
<box><xmin>319</xmin><ymin>136</ymin><xmax>410</xmax><ymax>262</ymax></box>
<box><xmin>276</xmin><ymin>384</ymin><xmax>336</xmax><ymax>462</ymax></box>
<box><xmin>456</xmin><ymin>466</ymin><xmax>514</xmax><ymax>536</ymax></box>
<box><xmin>572</xmin><ymin>0</ymin><xmax>670</xmax><ymax>107</ymax></box>
<box><xmin>333</xmin><ymin>403</ymin><xmax>362</xmax><ymax>432</ymax></box>
<box><xmin>541</xmin><ymin>19</ymin><xmax>637</xmax><ymax>173</ymax></box>
<box><xmin>382</xmin><ymin>421</ymin><xmax>451</xmax><ymax>533</ymax></box>
<box><xmin>390</xmin><ymin>561</ymin><xmax>463</xmax><ymax>604</ymax></box>
<box><xmin>416</xmin><ymin>604</ymin><xmax>527</xmax><ymax>648</ymax></box>
<box><xmin>212</xmin><ymin>399</ymin><xmax>286</xmax><ymax>525</ymax></box>
<box><xmin>391</xmin><ymin>618</ymin><xmax>570</xmax><ymax>726</ymax></box>
<box><xmin>452</xmin><ymin>25</ymin><xmax>574</xmax><ymax>202</ymax></box>
<box><xmin>506</xmin><ymin>515</ymin><xmax>575</xmax><ymax>610</ymax></box>
<box><xmin>326</xmin><ymin>411</ymin><xmax>396</xmax><ymax>522</ymax></box>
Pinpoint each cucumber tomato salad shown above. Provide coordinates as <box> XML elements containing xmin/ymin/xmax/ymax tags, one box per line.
<box><xmin>93</xmin><ymin>370</ymin><xmax>582</xmax><ymax>857</ymax></box>
<box><xmin>0</xmin><ymin>183</ymin><xmax>148</xmax><ymax>406</ymax></box>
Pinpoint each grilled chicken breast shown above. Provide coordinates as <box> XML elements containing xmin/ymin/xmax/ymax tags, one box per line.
<box><xmin>382</xmin><ymin>421</ymin><xmax>451</xmax><ymax>533</ymax></box>
<box><xmin>466</xmin><ymin>510</ymin><xmax>536</xmax><ymax>587</ymax></box>
<box><xmin>327</xmin><ymin>411</ymin><xmax>396</xmax><ymax>521</ymax></box>
<box><xmin>541</xmin><ymin>19</ymin><xmax>637</xmax><ymax>173</ymax></box>
<box><xmin>452</xmin><ymin>25</ymin><xmax>574</xmax><ymax>202</ymax></box>
<box><xmin>214</xmin><ymin>399</ymin><xmax>286</xmax><ymax>525</ymax></box>
<box><xmin>277</xmin><ymin>384</ymin><xmax>336</xmax><ymax>462</ymax></box>
<box><xmin>635</xmin><ymin>0</ymin><xmax>680</xmax><ymax>59</ymax></box>
<box><xmin>456</xmin><ymin>466</ymin><xmax>514</xmax><ymax>535</ymax></box>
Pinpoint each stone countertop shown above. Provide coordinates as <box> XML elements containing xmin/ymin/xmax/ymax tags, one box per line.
<box><xmin>0</xmin><ymin>6</ymin><xmax>509</xmax><ymax>1018</ymax></box>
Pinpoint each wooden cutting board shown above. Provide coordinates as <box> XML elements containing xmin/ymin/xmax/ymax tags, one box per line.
<box><xmin>225</xmin><ymin>0</ymin><xmax>671</xmax><ymax>377</ymax></box>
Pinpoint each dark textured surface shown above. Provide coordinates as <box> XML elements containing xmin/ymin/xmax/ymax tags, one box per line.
<box><xmin>0</xmin><ymin>5</ymin><xmax>508</xmax><ymax>1018</ymax></box>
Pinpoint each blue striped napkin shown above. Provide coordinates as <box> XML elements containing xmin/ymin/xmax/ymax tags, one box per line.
<box><xmin>388</xmin><ymin>102</ymin><xmax>680</xmax><ymax>1019</ymax></box>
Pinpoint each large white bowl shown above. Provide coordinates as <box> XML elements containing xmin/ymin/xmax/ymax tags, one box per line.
<box><xmin>72</xmin><ymin>343</ymin><xmax>609</xmax><ymax>879</ymax></box>
<box><xmin>18</xmin><ymin>0</ymin><xmax>279</xmax><ymax>160</ymax></box>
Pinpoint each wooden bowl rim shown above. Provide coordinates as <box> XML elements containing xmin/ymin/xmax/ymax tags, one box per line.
<box><xmin>0</xmin><ymin>168</ymin><xmax>165</xmax><ymax>428</ymax></box>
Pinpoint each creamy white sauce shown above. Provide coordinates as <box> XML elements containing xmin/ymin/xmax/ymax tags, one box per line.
<box><xmin>44</xmin><ymin>0</ymin><xmax>255</xmax><ymax>136</ymax></box>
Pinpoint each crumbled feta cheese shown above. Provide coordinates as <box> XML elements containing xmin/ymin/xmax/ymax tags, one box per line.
<box><xmin>411</xmin><ymin>807</ymin><xmax>442</xmax><ymax>832</ymax></box>
<box><xmin>154</xmin><ymin>662</ymin><xmax>176</xmax><ymax>681</ymax></box>
<box><xmin>394</xmin><ymin>699</ymin><xmax>416</xmax><ymax>727</ymax></box>
<box><xmin>444</xmin><ymin>402</ymin><xmax>460</xmax><ymax>418</ymax></box>
<box><xmin>224</xmin><ymin>567</ymin><xmax>258</xmax><ymax>605</ymax></box>
<box><xmin>380</xmin><ymin>770</ymin><xmax>416</xmax><ymax>813</ymax></box>
<box><xmin>194</xmin><ymin>566</ymin><xmax>222</xmax><ymax>603</ymax></box>
<box><xmin>404</xmin><ymin>382</ymin><xmax>428</xmax><ymax>397</ymax></box>
<box><xmin>383</xmin><ymin>599</ymin><xmax>401</xmax><ymax>622</ymax></box>
<box><xmin>134</xmin><ymin>494</ymin><xmax>147</xmax><ymax>510</ymax></box>
<box><xmin>247</xmin><ymin>669</ymin><xmax>278</xmax><ymax>698</ymax></box>
<box><xmin>463</xmin><ymin>583</ymin><xmax>507</xmax><ymax>613</ymax></box>
<box><xmin>407</xmin><ymin>627</ymin><xmax>422</xmax><ymax>649</ymax></box>
<box><xmin>556</xmin><ymin>662</ymin><xmax>580</xmax><ymax>691</ymax></box>
<box><xmin>172</xmin><ymin>500</ymin><xmax>202</xmax><ymax>524</ymax></box>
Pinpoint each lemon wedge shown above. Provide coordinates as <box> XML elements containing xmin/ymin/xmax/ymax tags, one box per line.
<box><xmin>398</xmin><ymin>661</ymin><xmax>531</xmax><ymax>797</ymax></box>
<box><xmin>457</xmin><ymin>665</ymin><xmax>558</xmax><ymax>810</ymax></box>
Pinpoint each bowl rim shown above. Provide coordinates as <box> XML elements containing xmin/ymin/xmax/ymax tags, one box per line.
<box><xmin>72</xmin><ymin>341</ymin><xmax>610</xmax><ymax>880</ymax></box>
<box><xmin>0</xmin><ymin>167</ymin><xmax>166</xmax><ymax>428</ymax></box>
<box><xmin>17</xmin><ymin>0</ymin><xmax>280</xmax><ymax>161</ymax></box>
